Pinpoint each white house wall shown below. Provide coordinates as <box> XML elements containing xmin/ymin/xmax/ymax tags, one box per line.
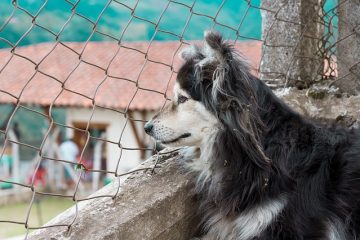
<box><xmin>66</xmin><ymin>108</ymin><xmax>154</xmax><ymax>178</ymax></box>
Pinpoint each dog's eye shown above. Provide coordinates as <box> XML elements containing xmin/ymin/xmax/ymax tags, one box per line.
<box><xmin>177</xmin><ymin>95</ymin><xmax>188</xmax><ymax>104</ymax></box>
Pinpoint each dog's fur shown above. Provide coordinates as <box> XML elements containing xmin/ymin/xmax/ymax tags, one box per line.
<box><xmin>144</xmin><ymin>31</ymin><xmax>360</xmax><ymax>239</ymax></box>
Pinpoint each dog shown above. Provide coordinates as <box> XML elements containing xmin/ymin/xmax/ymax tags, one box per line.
<box><xmin>144</xmin><ymin>31</ymin><xmax>360</xmax><ymax>240</ymax></box>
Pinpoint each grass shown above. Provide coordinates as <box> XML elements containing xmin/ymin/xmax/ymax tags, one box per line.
<box><xmin>0</xmin><ymin>196</ymin><xmax>74</xmax><ymax>239</ymax></box>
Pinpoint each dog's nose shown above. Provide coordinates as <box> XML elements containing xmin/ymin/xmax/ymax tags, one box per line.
<box><xmin>144</xmin><ymin>122</ymin><xmax>154</xmax><ymax>134</ymax></box>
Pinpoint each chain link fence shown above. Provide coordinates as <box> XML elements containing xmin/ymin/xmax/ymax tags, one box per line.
<box><xmin>261</xmin><ymin>0</ymin><xmax>359</xmax><ymax>92</ymax></box>
<box><xmin>0</xmin><ymin>0</ymin><xmax>359</xmax><ymax>238</ymax></box>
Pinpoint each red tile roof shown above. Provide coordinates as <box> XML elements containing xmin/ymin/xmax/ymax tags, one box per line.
<box><xmin>0</xmin><ymin>41</ymin><xmax>262</xmax><ymax>111</ymax></box>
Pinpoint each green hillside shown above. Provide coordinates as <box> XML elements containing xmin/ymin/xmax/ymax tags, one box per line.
<box><xmin>0</xmin><ymin>0</ymin><xmax>262</xmax><ymax>48</ymax></box>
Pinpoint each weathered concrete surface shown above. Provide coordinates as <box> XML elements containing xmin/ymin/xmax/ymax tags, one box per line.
<box><xmin>28</xmin><ymin>151</ymin><xmax>198</xmax><ymax>240</ymax></box>
<box><xmin>336</xmin><ymin>0</ymin><xmax>360</xmax><ymax>94</ymax></box>
<box><xmin>275</xmin><ymin>88</ymin><xmax>360</xmax><ymax>127</ymax></box>
<box><xmin>260</xmin><ymin>0</ymin><xmax>324</xmax><ymax>88</ymax></box>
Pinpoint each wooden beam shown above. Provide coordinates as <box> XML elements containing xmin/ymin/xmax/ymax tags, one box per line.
<box><xmin>127</xmin><ymin>111</ymin><xmax>146</xmax><ymax>159</ymax></box>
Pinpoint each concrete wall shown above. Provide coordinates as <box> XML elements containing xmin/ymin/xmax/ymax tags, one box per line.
<box><xmin>335</xmin><ymin>0</ymin><xmax>360</xmax><ymax>94</ymax></box>
<box><xmin>28</xmin><ymin>150</ymin><xmax>199</xmax><ymax>240</ymax></box>
<box><xmin>260</xmin><ymin>0</ymin><xmax>324</xmax><ymax>89</ymax></box>
<box><xmin>261</xmin><ymin>0</ymin><xmax>360</xmax><ymax>95</ymax></box>
<box><xmin>275</xmin><ymin>88</ymin><xmax>360</xmax><ymax>127</ymax></box>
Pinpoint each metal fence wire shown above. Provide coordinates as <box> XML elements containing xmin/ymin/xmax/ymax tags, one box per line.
<box><xmin>0</xmin><ymin>0</ymin><xmax>359</xmax><ymax>238</ymax></box>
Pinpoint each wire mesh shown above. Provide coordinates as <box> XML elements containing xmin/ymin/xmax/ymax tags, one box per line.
<box><xmin>260</xmin><ymin>0</ymin><xmax>359</xmax><ymax>90</ymax></box>
<box><xmin>0</xmin><ymin>0</ymin><xmax>358</xmax><ymax>238</ymax></box>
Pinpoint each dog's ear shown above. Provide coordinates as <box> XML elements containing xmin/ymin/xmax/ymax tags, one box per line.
<box><xmin>179</xmin><ymin>45</ymin><xmax>202</xmax><ymax>61</ymax></box>
<box><xmin>203</xmin><ymin>30</ymin><xmax>233</xmax><ymax>64</ymax></box>
<box><xmin>201</xmin><ymin>31</ymin><xmax>234</xmax><ymax>99</ymax></box>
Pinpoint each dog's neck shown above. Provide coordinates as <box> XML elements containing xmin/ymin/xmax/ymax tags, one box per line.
<box><xmin>255</xmin><ymin>80</ymin><xmax>303</xmax><ymax>130</ymax></box>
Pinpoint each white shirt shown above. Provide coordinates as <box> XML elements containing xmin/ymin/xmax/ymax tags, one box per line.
<box><xmin>59</xmin><ymin>140</ymin><xmax>79</xmax><ymax>162</ymax></box>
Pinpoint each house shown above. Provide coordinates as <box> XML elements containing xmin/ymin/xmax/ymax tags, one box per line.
<box><xmin>0</xmin><ymin>40</ymin><xmax>262</xmax><ymax>187</ymax></box>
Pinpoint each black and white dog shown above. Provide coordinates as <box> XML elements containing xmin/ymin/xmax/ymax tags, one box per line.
<box><xmin>144</xmin><ymin>31</ymin><xmax>360</xmax><ymax>239</ymax></box>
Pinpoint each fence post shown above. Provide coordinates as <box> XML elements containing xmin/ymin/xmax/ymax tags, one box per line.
<box><xmin>260</xmin><ymin>0</ymin><xmax>324</xmax><ymax>89</ymax></box>
<box><xmin>335</xmin><ymin>0</ymin><xmax>360</xmax><ymax>94</ymax></box>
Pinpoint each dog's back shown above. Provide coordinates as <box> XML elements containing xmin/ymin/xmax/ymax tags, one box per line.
<box><xmin>193</xmin><ymin>77</ymin><xmax>360</xmax><ymax>239</ymax></box>
<box><xmin>257</xmin><ymin>84</ymin><xmax>360</xmax><ymax>239</ymax></box>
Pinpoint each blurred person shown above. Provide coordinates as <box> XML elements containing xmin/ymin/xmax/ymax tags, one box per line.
<box><xmin>59</xmin><ymin>136</ymin><xmax>79</xmax><ymax>186</ymax></box>
<box><xmin>60</xmin><ymin>138</ymin><xmax>79</xmax><ymax>163</ymax></box>
<box><xmin>32</xmin><ymin>162</ymin><xmax>46</xmax><ymax>187</ymax></box>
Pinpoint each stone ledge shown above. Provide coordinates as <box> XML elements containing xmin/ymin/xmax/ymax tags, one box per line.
<box><xmin>29</xmin><ymin>151</ymin><xmax>198</xmax><ymax>240</ymax></box>
<box><xmin>276</xmin><ymin>88</ymin><xmax>360</xmax><ymax>128</ymax></box>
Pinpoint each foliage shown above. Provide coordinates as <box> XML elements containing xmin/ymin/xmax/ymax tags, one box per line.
<box><xmin>0</xmin><ymin>0</ymin><xmax>262</xmax><ymax>49</ymax></box>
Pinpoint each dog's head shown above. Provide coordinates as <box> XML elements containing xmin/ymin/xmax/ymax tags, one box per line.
<box><xmin>145</xmin><ymin>31</ymin><xmax>266</xmax><ymax>162</ymax></box>
<box><xmin>144</xmin><ymin>78</ymin><xmax>218</xmax><ymax>147</ymax></box>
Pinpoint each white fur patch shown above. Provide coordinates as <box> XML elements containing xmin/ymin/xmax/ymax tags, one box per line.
<box><xmin>173</xmin><ymin>82</ymin><xmax>190</xmax><ymax>99</ymax></box>
<box><xmin>203</xmin><ymin>31</ymin><xmax>215</xmax><ymax>58</ymax></box>
<box><xmin>179</xmin><ymin>45</ymin><xmax>199</xmax><ymax>61</ymax></box>
<box><xmin>184</xmin><ymin>133</ymin><xmax>217</xmax><ymax>192</ymax></box>
<box><xmin>196</xmin><ymin>56</ymin><xmax>216</xmax><ymax>69</ymax></box>
<box><xmin>205</xmin><ymin>196</ymin><xmax>287</xmax><ymax>240</ymax></box>
<box><xmin>234</xmin><ymin>197</ymin><xmax>287</xmax><ymax>239</ymax></box>
<box><xmin>327</xmin><ymin>219</ymin><xmax>346</xmax><ymax>240</ymax></box>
